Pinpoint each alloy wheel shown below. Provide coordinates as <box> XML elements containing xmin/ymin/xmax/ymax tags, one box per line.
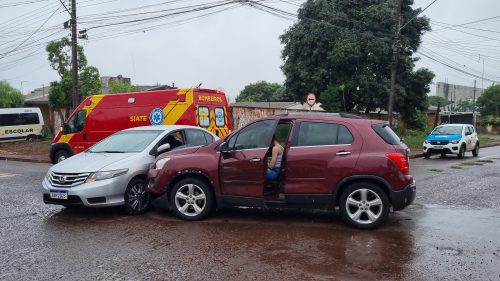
<box><xmin>345</xmin><ymin>188</ymin><xmax>383</xmax><ymax>225</ymax></box>
<box><xmin>128</xmin><ymin>182</ymin><xmax>149</xmax><ymax>212</ymax></box>
<box><xmin>174</xmin><ymin>183</ymin><xmax>207</xmax><ymax>217</ymax></box>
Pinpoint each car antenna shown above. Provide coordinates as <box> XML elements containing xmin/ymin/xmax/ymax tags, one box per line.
<box><xmin>196</xmin><ymin>83</ymin><xmax>202</xmax><ymax>89</ymax></box>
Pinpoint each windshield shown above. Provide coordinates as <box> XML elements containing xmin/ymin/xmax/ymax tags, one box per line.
<box><xmin>431</xmin><ymin>126</ymin><xmax>463</xmax><ymax>135</ymax></box>
<box><xmin>88</xmin><ymin>130</ymin><xmax>162</xmax><ymax>153</ymax></box>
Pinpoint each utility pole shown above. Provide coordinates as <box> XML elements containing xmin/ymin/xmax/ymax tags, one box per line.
<box><xmin>473</xmin><ymin>80</ymin><xmax>476</xmax><ymax>126</ymax></box>
<box><xmin>70</xmin><ymin>0</ymin><xmax>79</xmax><ymax>109</ymax></box>
<box><xmin>388</xmin><ymin>0</ymin><xmax>402</xmax><ymax>128</ymax></box>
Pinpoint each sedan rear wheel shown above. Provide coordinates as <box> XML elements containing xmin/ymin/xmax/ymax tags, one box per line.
<box><xmin>170</xmin><ymin>178</ymin><xmax>214</xmax><ymax>221</ymax></box>
<box><xmin>339</xmin><ymin>182</ymin><xmax>389</xmax><ymax>229</ymax></box>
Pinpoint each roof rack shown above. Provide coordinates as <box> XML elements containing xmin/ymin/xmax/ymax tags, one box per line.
<box><xmin>274</xmin><ymin>112</ymin><xmax>363</xmax><ymax>119</ymax></box>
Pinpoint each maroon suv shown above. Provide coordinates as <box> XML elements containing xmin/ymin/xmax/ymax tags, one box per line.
<box><xmin>147</xmin><ymin>114</ymin><xmax>415</xmax><ymax>229</ymax></box>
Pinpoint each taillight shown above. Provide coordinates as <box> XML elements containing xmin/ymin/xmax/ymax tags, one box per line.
<box><xmin>386</xmin><ymin>153</ymin><xmax>409</xmax><ymax>175</ymax></box>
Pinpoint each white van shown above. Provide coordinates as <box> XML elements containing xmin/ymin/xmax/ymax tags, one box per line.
<box><xmin>0</xmin><ymin>107</ymin><xmax>44</xmax><ymax>142</ymax></box>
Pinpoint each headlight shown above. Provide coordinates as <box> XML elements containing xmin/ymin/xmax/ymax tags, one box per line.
<box><xmin>155</xmin><ymin>157</ymin><xmax>170</xmax><ymax>170</ymax></box>
<box><xmin>85</xmin><ymin>168</ymin><xmax>128</xmax><ymax>183</ymax></box>
<box><xmin>45</xmin><ymin>170</ymin><xmax>51</xmax><ymax>181</ymax></box>
<box><xmin>424</xmin><ymin>140</ymin><xmax>429</xmax><ymax>144</ymax></box>
<box><xmin>451</xmin><ymin>139</ymin><xmax>461</xmax><ymax>144</ymax></box>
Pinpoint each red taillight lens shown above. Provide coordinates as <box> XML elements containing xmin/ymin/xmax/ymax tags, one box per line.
<box><xmin>386</xmin><ymin>153</ymin><xmax>409</xmax><ymax>175</ymax></box>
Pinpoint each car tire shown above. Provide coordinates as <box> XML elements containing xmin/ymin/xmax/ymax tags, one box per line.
<box><xmin>54</xmin><ymin>150</ymin><xmax>70</xmax><ymax>163</ymax></box>
<box><xmin>26</xmin><ymin>134</ymin><xmax>37</xmax><ymax>141</ymax></box>
<box><xmin>170</xmin><ymin>177</ymin><xmax>214</xmax><ymax>221</ymax></box>
<box><xmin>424</xmin><ymin>153</ymin><xmax>431</xmax><ymax>159</ymax></box>
<box><xmin>339</xmin><ymin>182</ymin><xmax>390</xmax><ymax>230</ymax></box>
<box><xmin>124</xmin><ymin>178</ymin><xmax>150</xmax><ymax>215</ymax></box>
<box><xmin>458</xmin><ymin>145</ymin><xmax>465</xmax><ymax>159</ymax></box>
<box><xmin>472</xmin><ymin>143</ymin><xmax>479</xmax><ymax>157</ymax></box>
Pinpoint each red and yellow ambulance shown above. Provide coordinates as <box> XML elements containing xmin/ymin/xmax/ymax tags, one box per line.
<box><xmin>51</xmin><ymin>88</ymin><xmax>231</xmax><ymax>163</ymax></box>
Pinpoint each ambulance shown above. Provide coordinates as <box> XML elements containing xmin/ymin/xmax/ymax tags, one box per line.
<box><xmin>51</xmin><ymin>88</ymin><xmax>231</xmax><ymax>163</ymax></box>
<box><xmin>0</xmin><ymin>107</ymin><xmax>44</xmax><ymax>142</ymax></box>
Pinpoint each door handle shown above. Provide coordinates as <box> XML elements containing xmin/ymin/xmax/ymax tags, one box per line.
<box><xmin>336</xmin><ymin>151</ymin><xmax>351</xmax><ymax>156</ymax></box>
<box><xmin>249</xmin><ymin>158</ymin><xmax>261</xmax><ymax>163</ymax></box>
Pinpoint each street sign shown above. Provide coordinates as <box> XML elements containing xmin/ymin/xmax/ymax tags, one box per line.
<box><xmin>306</xmin><ymin>92</ymin><xmax>316</xmax><ymax>107</ymax></box>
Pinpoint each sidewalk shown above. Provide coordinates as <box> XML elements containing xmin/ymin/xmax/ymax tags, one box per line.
<box><xmin>0</xmin><ymin>139</ymin><xmax>51</xmax><ymax>164</ymax></box>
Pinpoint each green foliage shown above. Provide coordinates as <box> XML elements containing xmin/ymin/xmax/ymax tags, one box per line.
<box><xmin>46</xmin><ymin>39</ymin><xmax>101</xmax><ymax>119</ymax></box>
<box><xmin>280</xmin><ymin>0</ymin><xmax>433</xmax><ymax>119</ymax></box>
<box><xmin>236</xmin><ymin>81</ymin><xmax>290</xmax><ymax>102</ymax></box>
<box><xmin>401</xmin><ymin>110</ymin><xmax>427</xmax><ymax>131</ymax></box>
<box><xmin>80</xmin><ymin>66</ymin><xmax>102</xmax><ymax>97</ymax></box>
<box><xmin>398</xmin><ymin>129</ymin><xmax>427</xmax><ymax>152</ymax></box>
<box><xmin>46</xmin><ymin>37</ymin><xmax>87</xmax><ymax>78</ymax></box>
<box><xmin>108</xmin><ymin>81</ymin><xmax>140</xmax><ymax>94</ymax></box>
<box><xmin>477</xmin><ymin>84</ymin><xmax>500</xmax><ymax>116</ymax></box>
<box><xmin>455</xmin><ymin>99</ymin><xmax>476</xmax><ymax>112</ymax></box>
<box><xmin>428</xmin><ymin>96</ymin><xmax>451</xmax><ymax>107</ymax></box>
<box><xmin>41</xmin><ymin>126</ymin><xmax>53</xmax><ymax>139</ymax></box>
<box><xmin>319</xmin><ymin>85</ymin><xmax>342</xmax><ymax>112</ymax></box>
<box><xmin>0</xmin><ymin>81</ymin><xmax>24</xmax><ymax>108</ymax></box>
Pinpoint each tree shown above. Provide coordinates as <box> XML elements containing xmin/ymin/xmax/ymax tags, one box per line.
<box><xmin>236</xmin><ymin>81</ymin><xmax>291</xmax><ymax>102</ymax></box>
<box><xmin>428</xmin><ymin>96</ymin><xmax>451</xmax><ymax>107</ymax></box>
<box><xmin>46</xmin><ymin>38</ymin><xmax>101</xmax><ymax>121</ymax></box>
<box><xmin>319</xmin><ymin>84</ymin><xmax>342</xmax><ymax>112</ymax></box>
<box><xmin>108</xmin><ymin>81</ymin><xmax>140</xmax><ymax>94</ymax></box>
<box><xmin>455</xmin><ymin>99</ymin><xmax>476</xmax><ymax>112</ymax></box>
<box><xmin>0</xmin><ymin>81</ymin><xmax>24</xmax><ymax>108</ymax></box>
<box><xmin>280</xmin><ymin>0</ymin><xmax>433</xmax><ymax>125</ymax></box>
<box><xmin>477</xmin><ymin>84</ymin><xmax>500</xmax><ymax>116</ymax></box>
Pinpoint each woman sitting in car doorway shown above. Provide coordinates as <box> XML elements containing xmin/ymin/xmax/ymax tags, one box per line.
<box><xmin>266</xmin><ymin>135</ymin><xmax>284</xmax><ymax>182</ymax></box>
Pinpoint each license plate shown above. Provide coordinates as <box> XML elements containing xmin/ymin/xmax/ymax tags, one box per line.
<box><xmin>434</xmin><ymin>146</ymin><xmax>443</xmax><ymax>149</ymax></box>
<box><xmin>50</xmin><ymin>190</ymin><xmax>68</xmax><ymax>199</ymax></box>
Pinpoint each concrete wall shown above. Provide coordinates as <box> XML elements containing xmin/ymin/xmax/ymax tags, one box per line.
<box><xmin>230</xmin><ymin>107</ymin><xmax>311</xmax><ymax>129</ymax></box>
<box><xmin>436</xmin><ymin>82</ymin><xmax>483</xmax><ymax>104</ymax></box>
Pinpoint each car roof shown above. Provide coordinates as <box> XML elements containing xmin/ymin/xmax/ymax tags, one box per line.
<box><xmin>124</xmin><ymin>125</ymin><xmax>207</xmax><ymax>132</ymax></box>
<box><xmin>437</xmin><ymin>124</ymin><xmax>470</xmax><ymax>127</ymax></box>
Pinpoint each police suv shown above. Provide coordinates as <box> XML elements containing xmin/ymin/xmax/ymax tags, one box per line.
<box><xmin>423</xmin><ymin>124</ymin><xmax>479</xmax><ymax>159</ymax></box>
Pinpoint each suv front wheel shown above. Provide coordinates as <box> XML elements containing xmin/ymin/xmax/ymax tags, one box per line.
<box><xmin>170</xmin><ymin>177</ymin><xmax>214</xmax><ymax>221</ymax></box>
<box><xmin>339</xmin><ymin>182</ymin><xmax>389</xmax><ymax>229</ymax></box>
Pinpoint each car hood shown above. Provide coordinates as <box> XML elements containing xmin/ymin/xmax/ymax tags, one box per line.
<box><xmin>426</xmin><ymin>134</ymin><xmax>462</xmax><ymax>141</ymax></box>
<box><xmin>51</xmin><ymin>152</ymin><xmax>136</xmax><ymax>173</ymax></box>
<box><xmin>158</xmin><ymin>146</ymin><xmax>201</xmax><ymax>158</ymax></box>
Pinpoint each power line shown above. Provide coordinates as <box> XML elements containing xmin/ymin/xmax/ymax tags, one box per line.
<box><xmin>400</xmin><ymin>0</ymin><xmax>438</xmax><ymax>31</ymax></box>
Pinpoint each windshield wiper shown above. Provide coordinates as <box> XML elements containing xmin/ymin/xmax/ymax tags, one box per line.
<box><xmin>93</xmin><ymin>150</ymin><xmax>125</xmax><ymax>153</ymax></box>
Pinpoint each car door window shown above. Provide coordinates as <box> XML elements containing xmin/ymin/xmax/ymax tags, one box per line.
<box><xmin>229</xmin><ymin>120</ymin><xmax>276</xmax><ymax>150</ymax></box>
<box><xmin>203</xmin><ymin>131</ymin><xmax>214</xmax><ymax>143</ymax></box>
<box><xmin>65</xmin><ymin>110</ymin><xmax>86</xmax><ymax>134</ymax></box>
<box><xmin>186</xmin><ymin>129</ymin><xmax>208</xmax><ymax>146</ymax></box>
<box><xmin>292</xmin><ymin>122</ymin><xmax>353</xmax><ymax>147</ymax></box>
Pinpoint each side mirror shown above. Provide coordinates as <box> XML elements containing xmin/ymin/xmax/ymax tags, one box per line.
<box><xmin>465</xmin><ymin>131</ymin><xmax>472</xmax><ymax>136</ymax></box>
<box><xmin>156</xmin><ymin>143</ymin><xmax>171</xmax><ymax>155</ymax></box>
<box><xmin>218</xmin><ymin>142</ymin><xmax>229</xmax><ymax>153</ymax></box>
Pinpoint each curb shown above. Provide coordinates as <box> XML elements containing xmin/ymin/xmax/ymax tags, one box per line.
<box><xmin>409</xmin><ymin>142</ymin><xmax>500</xmax><ymax>159</ymax></box>
<box><xmin>0</xmin><ymin>156</ymin><xmax>51</xmax><ymax>164</ymax></box>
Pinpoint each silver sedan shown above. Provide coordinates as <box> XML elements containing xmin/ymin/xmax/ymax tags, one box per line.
<box><xmin>42</xmin><ymin>125</ymin><xmax>218</xmax><ymax>214</ymax></box>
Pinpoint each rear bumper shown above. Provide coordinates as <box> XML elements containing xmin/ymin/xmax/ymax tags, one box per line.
<box><xmin>389</xmin><ymin>180</ymin><xmax>416</xmax><ymax>211</ymax></box>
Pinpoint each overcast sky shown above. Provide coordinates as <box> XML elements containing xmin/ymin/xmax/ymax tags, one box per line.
<box><xmin>1</xmin><ymin>0</ymin><xmax>499</xmax><ymax>100</ymax></box>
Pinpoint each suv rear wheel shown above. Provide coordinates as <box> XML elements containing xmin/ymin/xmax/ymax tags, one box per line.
<box><xmin>472</xmin><ymin>143</ymin><xmax>479</xmax><ymax>157</ymax></box>
<box><xmin>170</xmin><ymin>177</ymin><xmax>214</xmax><ymax>221</ymax></box>
<box><xmin>339</xmin><ymin>182</ymin><xmax>389</xmax><ymax>229</ymax></box>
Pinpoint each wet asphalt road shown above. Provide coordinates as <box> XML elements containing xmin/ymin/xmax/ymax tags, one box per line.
<box><xmin>0</xmin><ymin>147</ymin><xmax>500</xmax><ymax>281</ymax></box>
